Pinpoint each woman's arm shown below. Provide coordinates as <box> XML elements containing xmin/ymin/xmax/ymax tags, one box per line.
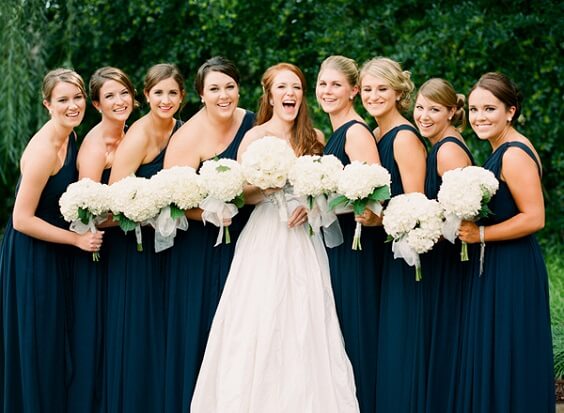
<box><xmin>13</xmin><ymin>140</ymin><xmax>102</xmax><ymax>251</ymax></box>
<box><xmin>109</xmin><ymin>122</ymin><xmax>148</xmax><ymax>184</ymax></box>
<box><xmin>344</xmin><ymin>123</ymin><xmax>380</xmax><ymax>164</ymax></box>
<box><xmin>459</xmin><ymin>147</ymin><xmax>544</xmax><ymax>243</ymax></box>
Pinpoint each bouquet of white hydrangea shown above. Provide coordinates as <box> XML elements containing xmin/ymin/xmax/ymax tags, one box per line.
<box><xmin>148</xmin><ymin>166</ymin><xmax>207</xmax><ymax>252</ymax></box>
<box><xmin>382</xmin><ymin>192</ymin><xmax>444</xmax><ymax>281</ymax></box>
<box><xmin>329</xmin><ymin>161</ymin><xmax>391</xmax><ymax>250</ymax></box>
<box><xmin>288</xmin><ymin>154</ymin><xmax>344</xmax><ymax>246</ymax></box>
<box><xmin>59</xmin><ymin>178</ymin><xmax>111</xmax><ymax>261</ymax></box>
<box><xmin>109</xmin><ymin>175</ymin><xmax>160</xmax><ymax>252</ymax></box>
<box><xmin>241</xmin><ymin>135</ymin><xmax>297</xmax><ymax>189</ymax></box>
<box><xmin>199</xmin><ymin>158</ymin><xmax>245</xmax><ymax>246</ymax></box>
<box><xmin>437</xmin><ymin>165</ymin><xmax>499</xmax><ymax>264</ymax></box>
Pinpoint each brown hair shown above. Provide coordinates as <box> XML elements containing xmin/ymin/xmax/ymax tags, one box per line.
<box><xmin>89</xmin><ymin>66</ymin><xmax>138</xmax><ymax>107</ymax></box>
<box><xmin>143</xmin><ymin>63</ymin><xmax>185</xmax><ymax>96</ymax></box>
<box><xmin>360</xmin><ymin>57</ymin><xmax>414</xmax><ymax>112</ymax></box>
<box><xmin>42</xmin><ymin>68</ymin><xmax>86</xmax><ymax>102</ymax></box>
<box><xmin>469</xmin><ymin>72</ymin><xmax>522</xmax><ymax>124</ymax></box>
<box><xmin>417</xmin><ymin>78</ymin><xmax>466</xmax><ymax>131</ymax></box>
<box><xmin>194</xmin><ymin>56</ymin><xmax>240</xmax><ymax>95</ymax></box>
<box><xmin>318</xmin><ymin>55</ymin><xmax>359</xmax><ymax>88</ymax></box>
<box><xmin>256</xmin><ymin>63</ymin><xmax>323</xmax><ymax>156</ymax></box>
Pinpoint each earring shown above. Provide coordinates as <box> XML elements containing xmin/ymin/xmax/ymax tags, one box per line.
<box><xmin>349</xmin><ymin>96</ymin><xmax>354</xmax><ymax>100</ymax></box>
<box><xmin>269</xmin><ymin>100</ymin><xmax>274</xmax><ymax>106</ymax></box>
<box><xmin>98</xmin><ymin>109</ymin><xmax>102</xmax><ymax>114</ymax></box>
<box><xmin>507</xmin><ymin>118</ymin><xmax>512</xmax><ymax>123</ymax></box>
<box><xmin>448</xmin><ymin>117</ymin><xmax>452</xmax><ymax>121</ymax></box>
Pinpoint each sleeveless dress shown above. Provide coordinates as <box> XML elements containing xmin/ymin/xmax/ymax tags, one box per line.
<box><xmin>0</xmin><ymin>135</ymin><xmax>77</xmax><ymax>413</ymax></box>
<box><xmin>66</xmin><ymin>168</ymin><xmax>112</xmax><ymax>413</ymax></box>
<box><xmin>455</xmin><ymin>141</ymin><xmax>554</xmax><ymax>413</ymax></box>
<box><xmin>163</xmin><ymin>110</ymin><xmax>255</xmax><ymax>413</ymax></box>
<box><xmin>376</xmin><ymin>124</ymin><xmax>427</xmax><ymax>413</ymax></box>
<box><xmin>421</xmin><ymin>137</ymin><xmax>474</xmax><ymax>413</ymax></box>
<box><xmin>104</xmin><ymin>119</ymin><xmax>182</xmax><ymax>413</ymax></box>
<box><xmin>323</xmin><ymin>119</ymin><xmax>381</xmax><ymax>412</ymax></box>
<box><xmin>190</xmin><ymin>184</ymin><xmax>359</xmax><ymax>413</ymax></box>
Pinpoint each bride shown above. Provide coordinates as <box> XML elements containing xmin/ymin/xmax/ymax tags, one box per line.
<box><xmin>191</xmin><ymin>63</ymin><xmax>359</xmax><ymax>413</ymax></box>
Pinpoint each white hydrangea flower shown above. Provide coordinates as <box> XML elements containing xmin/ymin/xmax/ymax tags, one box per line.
<box><xmin>241</xmin><ymin>136</ymin><xmax>297</xmax><ymax>189</ymax></box>
<box><xmin>110</xmin><ymin>176</ymin><xmax>160</xmax><ymax>222</ymax></box>
<box><xmin>336</xmin><ymin>161</ymin><xmax>391</xmax><ymax>200</ymax></box>
<box><xmin>382</xmin><ymin>192</ymin><xmax>444</xmax><ymax>280</ymax></box>
<box><xmin>59</xmin><ymin>177</ymin><xmax>111</xmax><ymax>222</ymax></box>
<box><xmin>288</xmin><ymin>154</ymin><xmax>344</xmax><ymax>197</ymax></box>
<box><xmin>150</xmin><ymin>166</ymin><xmax>207</xmax><ymax>210</ymax></box>
<box><xmin>199</xmin><ymin>158</ymin><xmax>245</xmax><ymax>203</ymax></box>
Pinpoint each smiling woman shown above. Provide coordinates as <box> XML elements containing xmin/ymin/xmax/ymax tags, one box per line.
<box><xmin>0</xmin><ymin>68</ymin><xmax>103</xmax><ymax>413</ymax></box>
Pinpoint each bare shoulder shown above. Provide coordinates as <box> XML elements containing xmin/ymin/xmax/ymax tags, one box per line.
<box><xmin>346</xmin><ymin>122</ymin><xmax>374</xmax><ymax>141</ymax></box>
<box><xmin>395</xmin><ymin>127</ymin><xmax>423</xmax><ymax>149</ymax></box>
<box><xmin>20</xmin><ymin>130</ymin><xmax>58</xmax><ymax>175</ymax></box>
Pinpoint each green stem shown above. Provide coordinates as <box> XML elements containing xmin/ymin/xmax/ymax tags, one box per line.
<box><xmin>460</xmin><ymin>241</ymin><xmax>469</xmax><ymax>261</ymax></box>
<box><xmin>225</xmin><ymin>226</ymin><xmax>231</xmax><ymax>244</ymax></box>
<box><xmin>416</xmin><ymin>265</ymin><xmax>422</xmax><ymax>282</ymax></box>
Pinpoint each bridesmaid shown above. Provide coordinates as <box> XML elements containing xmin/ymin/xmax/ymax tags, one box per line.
<box><xmin>0</xmin><ymin>68</ymin><xmax>102</xmax><ymax>413</ymax></box>
<box><xmin>457</xmin><ymin>72</ymin><xmax>554</xmax><ymax>412</ymax></box>
<box><xmin>359</xmin><ymin>57</ymin><xmax>427</xmax><ymax>413</ymax></box>
<box><xmin>413</xmin><ymin>78</ymin><xmax>473</xmax><ymax>413</ymax></box>
<box><xmin>68</xmin><ymin>67</ymin><xmax>136</xmax><ymax>413</ymax></box>
<box><xmin>106</xmin><ymin>63</ymin><xmax>184</xmax><ymax>413</ymax></box>
<box><xmin>163</xmin><ymin>56</ymin><xmax>255</xmax><ymax>413</ymax></box>
<box><xmin>315</xmin><ymin>55</ymin><xmax>380</xmax><ymax>413</ymax></box>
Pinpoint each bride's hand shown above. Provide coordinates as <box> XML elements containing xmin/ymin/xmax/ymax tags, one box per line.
<box><xmin>288</xmin><ymin>205</ymin><xmax>308</xmax><ymax>228</ymax></box>
<box><xmin>260</xmin><ymin>187</ymin><xmax>281</xmax><ymax>197</ymax></box>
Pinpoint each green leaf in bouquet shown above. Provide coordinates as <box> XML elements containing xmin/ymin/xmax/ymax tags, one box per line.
<box><xmin>170</xmin><ymin>204</ymin><xmax>185</xmax><ymax>219</ymax></box>
<box><xmin>78</xmin><ymin>207</ymin><xmax>92</xmax><ymax>225</ymax></box>
<box><xmin>353</xmin><ymin>198</ymin><xmax>368</xmax><ymax>216</ymax></box>
<box><xmin>113</xmin><ymin>213</ymin><xmax>137</xmax><ymax>233</ymax></box>
<box><xmin>232</xmin><ymin>193</ymin><xmax>245</xmax><ymax>209</ymax></box>
<box><xmin>328</xmin><ymin>194</ymin><xmax>349</xmax><ymax>210</ymax></box>
<box><xmin>307</xmin><ymin>195</ymin><xmax>314</xmax><ymax>210</ymax></box>
<box><xmin>216</xmin><ymin>164</ymin><xmax>231</xmax><ymax>173</ymax></box>
<box><xmin>385</xmin><ymin>234</ymin><xmax>394</xmax><ymax>243</ymax></box>
<box><xmin>369</xmin><ymin>185</ymin><xmax>391</xmax><ymax>202</ymax></box>
<box><xmin>478</xmin><ymin>202</ymin><xmax>493</xmax><ymax>218</ymax></box>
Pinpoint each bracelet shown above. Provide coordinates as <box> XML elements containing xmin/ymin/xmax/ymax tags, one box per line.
<box><xmin>479</xmin><ymin>226</ymin><xmax>485</xmax><ymax>276</ymax></box>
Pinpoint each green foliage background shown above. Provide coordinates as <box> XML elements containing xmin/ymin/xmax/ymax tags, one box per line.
<box><xmin>1</xmin><ymin>0</ymin><xmax>562</xmax><ymax>244</ymax></box>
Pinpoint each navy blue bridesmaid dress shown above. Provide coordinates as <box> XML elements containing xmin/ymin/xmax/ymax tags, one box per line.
<box><xmin>376</xmin><ymin>124</ymin><xmax>427</xmax><ymax>413</ymax></box>
<box><xmin>456</xmin><ymin>141</ymin><xmax>554</xmax><ymax>413</ymax></box>
<box><xmin>323</xmin><ymin>119</ymin><xmax>381</xmax><ymax>412</ymax></box>
<box><xmin>164</xmin><ymin>111</ymin><xmax>255</xmax><ymax>412</ymax></box>
<box><xmin>66</xmin><ymin>168</ymin><xmax>113</xmax><ymax>413</ymax></box>
<box><xmin>0</xmin><ymin>135</ymin><xmax>77</xmax><ymax>412</ymax></box>
<box><xmin>104</xmin><ymin>119</ymin><xmax>182</xmax><ymax>413</ymax></box>
<box><xmin>421</xmin><ymin>137</ymin><xmax>474</xmax><ymax>413</ymax></box>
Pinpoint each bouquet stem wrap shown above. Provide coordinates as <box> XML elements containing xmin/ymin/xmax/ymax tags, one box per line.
<box><xmin>200</xmin><ymin>197</ymin><xmax>239</xmax><ymax>246</ymax></box>
<box><xmin>152</xmin><ymin>206</ymin><xmax>189</xmax><ymax>252</ymax></box>
<box><xmin>392</xmin><ymin>238</ymin><xmax>422</xmax><ymax>281</ymax></box>
<box><xmin>351</xmin><ymin>201</ymin><xmax>382</xmax><ymax>251</ymax></box>
<box><xmin>307</xmin><ymin>195</ymin><xmax>343</xmax><ymax>248</ymax></box>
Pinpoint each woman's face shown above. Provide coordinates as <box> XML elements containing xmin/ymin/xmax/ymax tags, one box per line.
<box><xmin>468</xmin><ymin>87</ymin><xmax>515</xmax><ymax>141</ymax></box>
<box><xmin>316</xmin><ymin>67</ymin><xmax>356</xmax><ymax>116</ymax></box>
<box><xmin>201</xmin><ymin>71</ymin><xmax>239</xmax><ymax>119</ymax></box>
<box><xmin>145</xmin><ymin>77</ymin><xmax>183</xmax><ymax>119</ymax></box>
<box><xmin>269</xmin><ymin>69</ymin><xmax>303</xmax><ymax>123</ymax></box>
<box><xmin>360</xmin><ymin>74</ymin><xmax>400</xmax><ymax>119</ymax></box>
<box><xmin>95</xmin><ymin>79</ymin><xmax>133</xmax><ymax>123</ymax></box>
<box><xmin>413</xmin><ymin>94</ymin><xmax>454</xmax><ymax>142</ymax></box>
<box><xmin>44</xmin><ymin>81</ymin><xmax>86</xmax><ymax>128</ymax></box>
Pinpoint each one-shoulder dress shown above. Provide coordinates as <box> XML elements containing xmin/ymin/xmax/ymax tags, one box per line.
<box><xmin>104</xmin><ymin>119</ymin><xmax>182</xmax><ymax>413</ymax></box>
<box><xmin>164</xmin><ymin>111</ymin><xmax>255</xmax><ymax>413</ymax></box>
<box><xmin>0</xmin><ymin>135</ymin><xmax>77</xmax><ymax>413</ymax></box>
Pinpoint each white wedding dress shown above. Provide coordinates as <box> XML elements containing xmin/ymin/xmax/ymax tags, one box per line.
<box><xmin>191</xmin><ymin>190</ymin><xmax>359</xmax><ymax>413</ymax></box>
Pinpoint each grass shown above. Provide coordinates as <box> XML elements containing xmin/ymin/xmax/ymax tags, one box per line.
<box><xmin>546</xmin><ymin>242</ymin><xmax>564</xmax><ymax>378</ymax></box>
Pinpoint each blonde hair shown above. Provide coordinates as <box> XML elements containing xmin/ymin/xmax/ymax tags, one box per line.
<box><xmin>318</xmin><ymin>55</ymin><xmax>359</xmax><ymax>87</ymax></box>
<box><xmin>42</xmin><ymin>68</ymin><xmax>86</xmax><ymax>102</ymax></box>
<box><xmin>360</xmin><ymin>57</ymin><xmax>414</xmax><ymax>112</ymax></box>
<box><xmin>417</xmin><ymin>78</ymin><xmax>466</xmax><ymax>131</ymax></box>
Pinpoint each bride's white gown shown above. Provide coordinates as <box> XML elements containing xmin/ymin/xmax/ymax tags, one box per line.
<box><xmin>191</xmin><ymin>191</ymin><xmax>359</xmax><ymax>413</ymax></box>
